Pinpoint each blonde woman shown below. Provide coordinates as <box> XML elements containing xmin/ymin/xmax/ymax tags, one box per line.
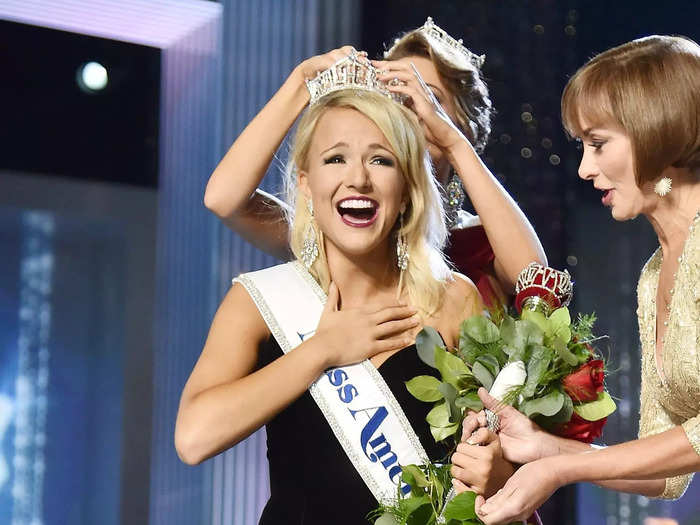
<box><xmin>174</xmin><ymin>77</ymin><xmax>521</xmax><ymax>524</ymax></box>
<box><xmin>454</xmin><ymin>35</ymin><xmax>700</xmax><ymax>525</ymax></box>
<box><xmin>204</xmin><ymin>19</ymin><xmax>546</xmax><ymax>309</ymax></box>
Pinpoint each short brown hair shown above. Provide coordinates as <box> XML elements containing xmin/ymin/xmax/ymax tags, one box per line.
<box><xmin>561</xmin><ymin>35</ymin><xmax>700</xmax><ymax>185</ymax></box>
<box><xmin>385</xmin><ymin>30</ymin><xmax>492</xmax><ymax>154</ymax></box>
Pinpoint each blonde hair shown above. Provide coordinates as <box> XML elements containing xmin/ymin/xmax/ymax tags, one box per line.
<box><xmin>561</xmin><ymin>35</ymin><xmax>700</xmax><ymax>185</ymax></box>
<box><xmin>385</xmin><ymin>29</ymin><xmax>492</xmax><ymax>154</ymax></box>
<box><xmin>285</xmin><ymin>90</ymin><xmax>452</xmax><ymax>315</ymax></box>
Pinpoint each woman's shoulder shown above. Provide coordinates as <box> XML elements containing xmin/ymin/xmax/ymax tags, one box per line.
<box><xmin>434</xmin><ymin>272</ymin><xmax>483</xmax><ymax>346</ymax></box>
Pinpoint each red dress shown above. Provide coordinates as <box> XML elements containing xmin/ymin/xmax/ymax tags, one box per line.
<box><xmin>446</xmin><ymin>223</ymin><xmax>507</xmax><ymax>310</ymax></box>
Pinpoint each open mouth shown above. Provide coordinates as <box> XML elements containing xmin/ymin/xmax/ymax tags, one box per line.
<box><xmin>336</xmin><ymin>197</ymin><xmax>379</xmax><ymax>227</ymax></box>
<box><xmin>601</xmin><ymin>189</ymin><xmax>613</xmax><ymax>206</ymax></box>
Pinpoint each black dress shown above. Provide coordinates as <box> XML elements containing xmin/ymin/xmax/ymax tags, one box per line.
<box><xmin>257</xmin><ymin>337</ymin><xmax>447</xmax><ymax>525</ymax></box>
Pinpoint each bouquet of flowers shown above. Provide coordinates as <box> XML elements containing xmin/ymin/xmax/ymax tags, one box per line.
<box><xmin>371</xmin><ymin>264</ymin><xmax>616</xmax><ymax>525</ymax></box>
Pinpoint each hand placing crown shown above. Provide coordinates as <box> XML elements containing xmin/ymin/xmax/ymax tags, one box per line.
<box><xmin>515</xmin><ymin>262</ymin><xmax>573</xmax><ymax>315</ymax></box>
<box><xmin>305</xmin><ymin>51</ymin><xmax>401</xmax><ymax>105</ymax></box>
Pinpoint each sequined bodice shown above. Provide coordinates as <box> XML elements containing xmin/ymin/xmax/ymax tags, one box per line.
<box><xmin>636</xmin><ymin>213</ymin><xmax>700</xmax><ymax>498</ymax></box>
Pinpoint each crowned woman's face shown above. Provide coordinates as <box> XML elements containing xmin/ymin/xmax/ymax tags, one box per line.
<box><xmin>299</xmin><ymin>107</ymin><xmax>407</xmax><ymax>261</ymax></box>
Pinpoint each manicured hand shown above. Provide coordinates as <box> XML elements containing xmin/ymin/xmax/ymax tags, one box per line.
<box><xmin>451</xmin><ymin>427</ymin><xmax>516</xmax><ymax>498</ymax></box>
<box><xmin>315</xmin><ymin>282</ymin><xmax>420</xmax><ymax>367</ymax></box>
<box><xmin>475</xmin><ymin>457</ymin><xmax>564</xmax><ymax>524</ymax></box>
<box><xmin>472</xmin><ymin>388</ymin><xmax>559</xmax><ymax>464</ymax></box>
<box><xmin>372</xmin><ymin>58</ymin><xmax>465</xmax><ymax>152</ymax></box>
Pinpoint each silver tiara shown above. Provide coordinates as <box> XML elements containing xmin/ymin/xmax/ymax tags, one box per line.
<box><xmin>305</xmin><ymin>52</ymin><xmax>396</xmax><ymax>105</ymax></box>
<box><xmin>385</xmin><ymin>17</ymin><xmax>485</xmax><ymax>69</ymax></box>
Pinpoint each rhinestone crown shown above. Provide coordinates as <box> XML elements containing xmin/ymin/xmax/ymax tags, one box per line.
<box><xmin>385</xmin><ymin>17</ymin><xmax>485</xmax><ymax>69</ymax></box>
<box><xmin>305</xmin><ymin>52</ymin><xmax>395</xmax><ymax>105</ymax></box>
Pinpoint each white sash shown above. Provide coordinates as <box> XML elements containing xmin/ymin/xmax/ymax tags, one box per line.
<box><xmin>234</xmin><ymin>261</ymin><xmax>430</xmax><ymax>503</ymax></box>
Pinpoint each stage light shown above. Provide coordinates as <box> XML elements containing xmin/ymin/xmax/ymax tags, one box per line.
<box><xmin>77</xmin><ymin>61</ymin><xmax>108</xmax><ymax>93</ymax></box>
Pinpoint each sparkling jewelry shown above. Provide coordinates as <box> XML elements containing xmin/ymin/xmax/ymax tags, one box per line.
<box><xmin>305</xmin><ymin>52</ymin><xmax>396</xmax><ymax>105</ymax></box>
<box><xmin>445</xmin><ymin>172</ymin><xmax>465</xmax><ymax>229</ymax></box>
<box><xmin>654</xmin><ymin>177</ymin><xmax>672</xmax><ymax>197</ymax></box>
<box><xmin>396</xmin><ymin>212</ymin><xmax>409</xmax><ymax>271</ymax></box>
<box><xmin>385</xmin><ymin>16</ymin><xmax>485</xmax><ymax>69</ymax></box>
<box><xmin>515</xmin><ymin>262</ymin><xmax>573</xmax><ymax>315</ymax></box>
<box><xmin>301</xmin><ymin>198</ymin><xmax>319</xmax><ymax>269</ymax></box>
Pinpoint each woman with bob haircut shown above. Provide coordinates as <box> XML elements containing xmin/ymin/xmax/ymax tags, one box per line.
<box><xmin>203</xmin><ymin>18</ymin><xmax>546</xmax><ymax>310</ymax></box>
<box><xmin>451</xmin><ymin>35</ymin><xmax>700</xmax><ymax>525</ymax></box>
<box><xmin>175</xmin><ymin>67</ymin><xmax>520</xmax><ymax>522</ymax></box>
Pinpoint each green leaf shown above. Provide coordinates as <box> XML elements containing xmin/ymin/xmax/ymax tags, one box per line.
<box><xmin>443</xmin><ymin>490</ymin><xmax>478</xmax><ymax>520</ymax></box>
<box><xmin>552</xmin><ymin>337</ymin><xmax>579</xmax><ymax>367</ymax></box>
<box><xmin>455</xmin><ymin>392</ymin><xmax>483</xmax><ymax>412</ymax></box>
<box><xmin>522</xmin><ymin>345</ymin><xmax>551</xmax><ymax>399</ymax></box>
<box><xmin>406</xmin><ymin>501</ymin><xmax>434</xmax><ymax>525</ymax></box>
<box><xmin>472</xmin><ymin>361</ymin><xmax>494</xmax><ymax>391</ymax></box>
<box><xmin>438</xmin><ymin>382</ymin><xmax>459</xmax><ymax>423</ymax></box>
<box><xmin>550</xmin><ymin>307</ymin><xmax>571</xmax><ymax>329</ymax></box>
<box><xmin>406</xmin><ymin>376</ymin><xmax>444</xmax><ymax>402</ymax></box>
<box><xmin>522</xmin><ymin>309</ymin><xmax>549</xmax><ymax>334</ymax></box>
<box><xmin>461</xmin><ymin>316</ymin><xmax>500</xmax><ymax>345</ymax></box>
<box><xmin>397</xmin><ymin>495</ymin><xmax>432</xmax><ymax>525</ymax></box>
<box><xmin>426</xmin><ymin>401</ymin><xmax>450</xmax><ymax>427</ymax></box>
<box><xmin>401</xmin><ymin>464</ymin><xmax>429</xmax><ymax>488</ymax></box>
<box><xmin>520</xmin><ymin>390</ymin><xmax>565</xmax><ymax>418</ymax></box>
<box><xmin>374</xmin><ymin>513</ymin><xmax>401</xmax><ymax>525</ymax></box>
<box><xmin>416</xmin><ymin>327</ymin><xmax>444</xmax><ymax>368</ymax></box>
<box><xmin>499</xmin><ymin>315</ymin><xmax>517</xmax><ymax>346</ymax></box>
<box><xmin>544</xmin><ymin>391</ymin><xmax>574</xmax><ymax>424</ymax></box>
<box><xmin>458</xmin><ymin>336</ymin><xmax>481</xmax><ymax>366</ymax></box>
<box><xmin>430</xmin><ymin>422</ymin><xmax>459</xmax><ymax>442</ymax></box>
<box><xmin>475</xmin><ymin>354</ymin><xmax>500</xmax><ymax>378</ymax></box>
<box><xmin>435</xmin><ymin>346</ymin><xmax>471</xmax><ymax>387</ymax></box>
<box><xmin>574</xmin><ymin>392</ymin><xmax>617</xmax><ymax>421</ymax></box>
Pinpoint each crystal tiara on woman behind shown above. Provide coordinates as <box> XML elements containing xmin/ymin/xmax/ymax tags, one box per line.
<box><xmin>305</xmin><ymin>51</ymin><xmax>398</xmax><ymax>105</ymax></box>
<box><xmin>384</xmin><ymin>16</ymin><xmax>486</xmax><ymax>69</ymax></box>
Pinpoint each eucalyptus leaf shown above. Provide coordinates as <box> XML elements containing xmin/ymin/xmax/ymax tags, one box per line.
<box><xmin>406</xmin><ymin>376</ymin><xmax>444</xmax><ymax>402</ymax></box>
<box><xmin>374</xmin><ymin>513</ymin><xmax>401</xmax><ymax>525</ymax></box>
<box><xmin>430</xmin><ymin>422</ymin><xmax>459</xmax><ymax>442</ymax></box>
<box><xmin>552</xmin><ymin>337</ymin><xmax>579</xmax><ymax>366</ymax></box>
<box><xmin>461</xmin><ymin>316</ymin><xmax>500</xmax><ymax>345</ymax></box>
<box><xmin>522</xmin><ymin>345</ymin><xmax>551</xmax><ymax>399</ymax></box>
<box><xmin>455</xmin><ymin>392</ymin><xmax>483</xmax><ymax>411</ymax></box>
<box><xmin>443</xmin><ymin>490</ymin><xmax>478</xmax><ymax>520</ymax></box>
<box><xmin>475</xmin><ymin>354</ymin><xmax>500</xmax><ymax>378</ymax></box>
<box><xmin>416</xmin><ymin>327</ymin><xmax>444</xmax><ymax>368</ymax></box>
<box><xmin>544</xmin><ymin>391</ymin><xmax>573</xmax><ymax>424</ymax></box>
<box><xmin>435</xmin><ymin>346</ymin><xmax>471</xmax><ymax>387</ymax></box>
<box><xmin>499</xmin><ymin>315</ymin><xmax>517</xmax><ymax>346</ymax></box>
<box><xmin>471</xmin><ymin>360</ymin><xmax>494</xmax><ymax>391</ymax></box>
<box><xmin>520</xmin><ymin>390</ymin><xmax>565</xmax><ymax>418</ymax></box>
<box><xmin>438</xmin><ymin>382</ymin><xmax>459</xmax><ymax>423</ymax></box>
<box><xmin>458</xmin><ymin>336</ymin><xmax>481</xmax><ymax>366</ymax></box>
<box><xmin>426</xmin><ymin>401</ymin><xmax>450</xmax><ymax>427</ymax></box>
<box><xmin>574</xmin><ymin>392</ymin><xmax>617</xmax><ymax>421</ymax></box>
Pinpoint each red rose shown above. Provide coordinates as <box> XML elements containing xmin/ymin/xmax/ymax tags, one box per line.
<box><xmin>555</xmin><ymin>412</ymin><xmax>606</xmax><ymax>443</ymax></box>
<box><xmin>562</xmin><ymin>359</ymin><xmax>604</xmax><ymax>402</ymax></box>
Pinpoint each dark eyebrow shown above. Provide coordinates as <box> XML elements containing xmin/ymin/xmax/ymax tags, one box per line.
<box><xmin>320</xmin><ymin>142</ymin><xmax>348</xmax><ymax>155</ymax></box>
<box><xmin>582</xmin><ymin>128</ymin><xmax>593</xmax><ymax>137</ymax></box>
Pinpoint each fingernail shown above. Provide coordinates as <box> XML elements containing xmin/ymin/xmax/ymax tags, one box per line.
<box><xmin>466</xmin><ymin>438</ymin><xmax>476</xmax><ymax>445</ymax></box>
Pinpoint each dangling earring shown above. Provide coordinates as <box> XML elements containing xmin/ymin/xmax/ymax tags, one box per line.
<box><xmin>301</xmin><ymin>198</ymin><xmax>319</xmax><ymax>269</ymax></box>
<box><xmin>654</xmin><ymin>177</ymin><xmax>672</xmax><ymax>197</ymax></box>
<box><xmin>445</xmin><ymin>171</ymin><xmax>465</xmax><ymax>229</ymax></box>
<box><xmin>396</xmin><ymin>210</ymin><xmax>409</xmax><ymax>271</ymax></box>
